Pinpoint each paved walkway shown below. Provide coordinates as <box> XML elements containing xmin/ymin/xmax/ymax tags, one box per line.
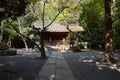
<box><xmin>34</xmin><ymin>52</ymin><xmax>76</xmax><ymax>80</ymax></box>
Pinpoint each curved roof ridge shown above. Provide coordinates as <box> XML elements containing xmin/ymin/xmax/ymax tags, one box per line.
<box><xmin>34</xmin><ymin>21</ymin><xmax>84</xmax><ymax>32</ymax></box>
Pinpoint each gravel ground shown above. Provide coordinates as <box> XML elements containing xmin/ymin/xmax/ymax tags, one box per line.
<box><xmin>64</xmin><ymin>50</ymin><xmax>120</xmax><ymax>80</ymax></box>
<box><xmin>0</xmin><ymin>50</ymin><xmax>47</xmax><ymax>80</ymax></box>
<box><xmin>1</xmin><ymin>48</ymin><xmax>120</xmax><ymax>80</ymax></box>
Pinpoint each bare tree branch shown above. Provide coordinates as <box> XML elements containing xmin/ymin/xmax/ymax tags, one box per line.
<box><xmin>42</xmin><ymin>0</ymin><xmax>47</xmax><ymax>29</ymax></box>
<box><xmin>112</xmin><ymin>16</ymin><xmax>120</xmax><ymax>23</ymax></box>
<box><xmin>28</xmin><ymin>3</ymin><xmax>36</xmax><ymax>27</ymax></box>
<box><xmin>66</xmin><ymin>25</ymin><xmax>104</xmax><ymax>45</ymax></box>
<box><xmin>42</xmin><ymin>6</ymin><xmax>68</xmax><ymax>32</ymax></box>
<box><xmin>6</xmin><ymin>19</ymin><xmax>41</xmax><ymax>51</ymax></box>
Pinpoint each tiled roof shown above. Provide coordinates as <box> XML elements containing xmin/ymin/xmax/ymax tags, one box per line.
<box><xmin>34</xmin><ymin>21</ymin><xmax>84</xmax><ymax>32</ymax></box>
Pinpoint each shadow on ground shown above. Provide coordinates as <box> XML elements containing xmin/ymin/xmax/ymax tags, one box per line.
<box><xmin>0</xmin><ymin>50</ymin><xmax>47</xmax><ymax>80</ymax></box>
<box><xmin>64</xmin><ymin>51</ymin><xmax>120</xmax><ymax>80</ymax></box>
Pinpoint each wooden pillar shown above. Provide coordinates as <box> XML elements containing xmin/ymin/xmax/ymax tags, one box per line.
<box><xmin>49</xmin><ymin>36</ymin><xmax>52</xmax><ymax>45</ymax></box>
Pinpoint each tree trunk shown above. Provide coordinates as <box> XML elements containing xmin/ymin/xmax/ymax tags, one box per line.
<box><xmin>0</xmin><ymin>19</ymin><xmax>1</xmax><ymax>26</ymax></box>
<box><xmin>0</xmin><ymin>17</ymin><xmax>2</xmax><ymax>24</ymax></box>
<box><xmin>104</xmin><ymin>0</ymin><xmax>114</xmax><ymax>63</ymax></box>
<box><xmin>7</xmin><ymin>36</ymin><xmax>12</xmax><ymax>47</ymax></box>
<box><xmin>0</xmin><ymin>19</ymin><xmax>3</xmax><ymax>43</ymax></box>
<box><xmin>39</xmin><ymin>32</ymin><xmax>47</xmax><ymax>58</ymax></box>
<box><xmin>22</xmin><ymin>37</ymin><xmax>28</xmax><ymax>50</ymax></box>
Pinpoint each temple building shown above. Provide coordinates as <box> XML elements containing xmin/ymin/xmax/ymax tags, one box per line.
<box><xmin>33</xmin><ymin>21</ymin><xmax>84</xmax><ymax>46</ymax></box>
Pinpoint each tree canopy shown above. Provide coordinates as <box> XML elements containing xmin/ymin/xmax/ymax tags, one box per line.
<box><xmin>78</xmin><ymin>0</ymin><xmax>104</xmax><ymax>47</ymax></box>
<box><xmin>0</xmin><ymin>0</ymin><xmax>28</xmax><ymax>20</ymax></box>
<box><xmin>1</xmin><ymin>0</ymin><xmax>120</xmax><ymax>61</ymax></box>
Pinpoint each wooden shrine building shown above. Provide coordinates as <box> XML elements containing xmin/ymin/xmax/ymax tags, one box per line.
<box><xmin>34</xmin><ymin>21</ymin><xmax>84</xmax><ymax>45</ymax></box>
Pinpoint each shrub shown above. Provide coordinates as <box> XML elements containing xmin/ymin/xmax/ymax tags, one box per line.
<box><xmin>72</xmin><ymin>46</ymin><xmax>81</xmax><ymax>52</ymax></box>
<box><xmin>0</xmin><ymin>42</ymin><xmax>9</xmax><ymax>50</ymax></box>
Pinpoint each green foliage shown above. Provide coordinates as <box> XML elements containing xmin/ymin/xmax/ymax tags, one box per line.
<box><xmin>112</xmin><ymin>0</ymin><xmax>120</xmax><ymax>49</ymax></box>
<box><xmin>31</xmin><ymin>0</ymin><xmax>81</xmax><ymax>22</ymax></box>
<box><xmin>78</xmin><ymin>0</ymin><xmax>120</xmax><ymax>50</ymax></box>
<box><xmin>30</xmin><ymin>0</ymin><xmax>38</xmax><ymax>4</ymax></box>
<box><xmin>0</xmin><ymin>1</ymin><xmax>40</xmax><ymax>49</ymax></box>
<box><xmin>113</xmin><ymin>35</ymin><xmax>120</xmax><ymax>49</ymax></box>
<box><xmin>72</xmin><ymin>46</ymin><xmax>81</xmax><ymax>52</ymax></box>
<box><xmin>78</xmin><ymin>0</ymin><xmax>104</xmax><ymax>42</ymax></box>
<box><xmin>0</xmin><ymin>0</ymin><xmax>29</xmax><ymax>20</ymax></box>
<box><xmin>44</xmin><ymin>2</ymin><xmax>58</xmax><ymax>20</ymax></box>
<box><xmin>66</xmin><ymin>32</ymin><xmax>76</xmax><ymax>44</ymax></box>
<box><xmin>0</xmin><ymin>42</ymin><xmax>9</xmax><ymax>50</ymax></box>
<box><xmin>0</xmin><ymin>19</ymin><xmax>18</xmax><ymax>41</ymax></box>
<box><xmin>57</xmin><ymin>1</ymin><xmax>81</xmax><ymax>22</ymax></box>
